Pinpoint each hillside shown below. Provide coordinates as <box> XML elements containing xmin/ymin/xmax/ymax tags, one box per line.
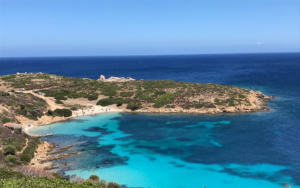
<box><xmin>0</xmin><ymin>124</ymin><xmax>40</xmax><ymax>167</ymax></box>
<box><xmin>0</xmin><ymin>167</ymin><xmax>121</xmax><ymax>188</ymax></box>
<box><xmin>0</xmin><ymin>73</ymin><xmax>273</xmax><ymax>124</ymax></box>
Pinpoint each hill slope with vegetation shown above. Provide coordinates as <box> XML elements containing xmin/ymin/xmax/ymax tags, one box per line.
<box><xmin>0</xmin><ymin>167</ymin><xmax>120</xmax><ymax>188</ymax></box>
<box><xmin>0</xmin><ymin>73</ymin><xmax>273</xmax><ymax>121</ymax></box>
<box><xmin>0</xmin><ymin>124</ymin><xmax>40</xmax><ymax>167</ymax></box>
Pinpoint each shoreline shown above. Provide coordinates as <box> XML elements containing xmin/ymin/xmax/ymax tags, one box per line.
<box><xmin>26</xmin><ymin>101</ymin><xmax>273</xmax><ymax>131</ymax></box>
<box><xmin>25</xmin><ymin>97</ymin><xmax>274</xmax><ymax>172</ymax></box>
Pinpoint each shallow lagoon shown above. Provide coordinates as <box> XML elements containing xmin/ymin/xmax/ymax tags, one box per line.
<box><xmin>29</xmin><ymin>110</ymin><xmax>299</xmax><ymax>188</ymax></box>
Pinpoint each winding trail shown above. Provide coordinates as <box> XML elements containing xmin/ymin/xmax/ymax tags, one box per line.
<box><xmin>18</xmin><ymin>138</ymin><xmax>28</xmax><ymax>154</ymax></box>
<box><xmin>23</xmin><ymin>91</ymin><xmax>66</xmax><ymax>111</ymax></box>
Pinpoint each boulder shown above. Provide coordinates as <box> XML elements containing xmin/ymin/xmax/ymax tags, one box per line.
<box><xmin>99</xmin><ymin>75</ymin><xmax>105</xmax><ymax>81</ymax></box>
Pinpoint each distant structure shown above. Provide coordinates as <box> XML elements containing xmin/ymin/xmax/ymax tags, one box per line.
<box><xmin>97</xmin><ymin>75</ymin><xmax>135</xmax><ymax>82</ymax></box>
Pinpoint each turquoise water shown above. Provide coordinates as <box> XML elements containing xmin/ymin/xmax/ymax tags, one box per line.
<box><xmin>17</xmin><ymin>53</ymin><xmax>299</xmax><ymax>187</ymax></box>
<box><xmin>29</xmin><ymin>111</ymin><xmax>299</xmax><ymax>188</ymax></box>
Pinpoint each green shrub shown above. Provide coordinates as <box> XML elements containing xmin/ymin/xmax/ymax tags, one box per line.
<box><xmin>0</xmin><ymin>91</ymin><xmax>10</xmax><ymax>96</ymax></box>
<box><xmin>4</xmin><ymin>145</ymin><xmax>16</xmax><ymax>155</ymax></box>
<box><xmin>70</xmin><ymin>106</ymin><xmax>78</xmax><ymax>111</ymax></box>
<box><xmin>1</xmin><ymin>117</ymin><xmax>10</xmax><ymax>124</ymax></box>
<box><xmin>17</xmin><ymin>108</ymin><xmax>28</xmax><ymax>116</ymax></box>
<box><xmin>165</xmin><ymin>105</ymin><xmax>175</xmax><ymax>108</ymax></box>
<box><xmin>99</xmin><ymin>179</ymin><xmax>107</xmax><ymax>187</ymax></box>
<box><xmin>96</xmin><ymin>98</ymin><xmax>114</xmax><ymax>106</ymax></box>
<box><xmin>21</xmin><ymin>138</ymin><xmax>40</xmax><ymax>162</ymax></box>
<box><xmin>0</xmin><ymin>168</ymin><xmax>107</xmax><ymax>187</ymax></box>
<box><xmin>25</xmin><ymin>114</ymin><xmax>38</xmax><ymax>121</ymax></box>
<box><xmin>0</xmin><ymin>150</ymin><xmax>4</xmax><ymax>161</ymax></box>
<box><xmin>52</xmin><ymin>173</ymin><xmax>63</xmax><ymax>179</ymax></box>
<box><xmin>154</xmin><ymin>90</ymin><xmax>166</xmax><ymax>96</ymax></box>
<box><xmin>45</xmin><ymin>110</ymin><xmax>53</xmax><ymax>116</ymax></box>
<box><xmin>214</xmin><ymin>98</ymin><xmax>225</xmax><ymax>105</ymax></box>
<box><xmin>5</xmin><ymin>155</ymin><xmax>17</xmax><ymax>166</ymax></box>
<box><xmin>153</xmin><ymin>93</ymin><xmax>175</xmax><ymax>108</ymax></box>
<box><xmin>120</xmin><ymin>92</ymin><xmax>133</xmax><ymax>97</ymax></box>
<box><xmin>195</xmin><ymin>103</ymin><xmax>205</xmax><ymax>109</ymax></box>
<box><xmin>67</xmin><ymin>92</ymin><xmax>83</xmax><ymax>99</ymax></box>
<box><xmin>55</xmin><ymin>100</ymin><xmax>64</xmax><ymax>104</ymax></box>
<box><xmin>53</xmin><ymin>109</ymin><xmax>72</xmax><ymax>117</ymax></box>
<box><xmin>100</xmin><ymin>86</ymin><xmax>118</xmax><ymax>97</ymax></box>
<box><xmin>107</xmin><ymin>182</ymin><xmax>121</xmax><ymax>188</ymax></box>
<box><xmin>112</xmin><ymin>98</ymin><xmax>128</xmax><ymax>107</ymax></box>
<box><xmin>20</xmin><ymin>154</ymin><xmax>32</xmax><ymax>163</ymax></box>
<box><xmin>30</xmin><ymin>110</ymin><xmax>43</xmax><ymax>118</ymax></box>
<box><xmin>228</xmin><ymin>97</ymin><xmax>236</xmax><ymax>107</ymax></box>
<box><xmin>238</xmin><ymin>94</ymin><xmax>246</xmax><ymax>98</ymax></box>
<box><xmin>0</xmin><ymin>168</ymin><xmax>26</xmax><ymax>179</ymax></box>
<box><xmin>126</xmin><ymin>103</ymin><xmax>142</xmax><ymax>111</ymax></box>
<box><xmin>54</xmin><ymin>95</ymin><xmax>67</xmax><ymax>101</ymax></box>
<box><xmin>87</xmin><ymin>94</ymin><xmax>98</xmax><ymax>101</ymax></box>
<box><xmin>229</xmin><ymin>101</ymin><xmax>235</xmax><ymax>106</ymax></box>
<box><xmin>206</xmin><ymin>103</ymin><xmax>216</xmax><ymax>108</ymax></box>
<box><xmin>1</xmin><ymin>137</ymin><xmax>24</xmax><ymax>151</ymax></box>
<box><xmin>89</xmin><ymin>174</ymin><xmax>100</xmax><ymax>181</ymax></box>
<box><xmin>115</xmin><ymin>100</ymin><xmax>123</xmax><ymax>107</ymax></box>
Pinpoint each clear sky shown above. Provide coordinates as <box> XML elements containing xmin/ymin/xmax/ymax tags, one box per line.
<box><xmin>0</xmin><ymin>0</ymin><xmax>299</xmax><ymax>57</ymax></box>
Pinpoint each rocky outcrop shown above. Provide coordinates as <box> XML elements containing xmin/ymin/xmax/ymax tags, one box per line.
<box><xmin>39</xmin><ymin>152</ymin><xmax>79</xmax><ymax>163</ymax></box>
<box><xmin>98</xmin><ymin>75</ymin><xmax>135</xmax><ymax>82</ymax></box>
<box><xmin>99</xmin><ymin>75</ymin><xmax>105</xmax><ymax>81</ymax></box>
<box><xmin>43</xmin><ymin>162</ymin><xmax>60</xmax><ymax>170</ymax></box>
<box><xmin>48</xmin><ymin>145</ymin><xmax>73</xmax><ymax>155</ymax></box>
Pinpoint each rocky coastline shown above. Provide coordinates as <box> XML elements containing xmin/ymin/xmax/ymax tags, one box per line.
<box><xmin>123</xmin><ymin>90</ymin><xmax>274</xmax><ymax>114</ymax></box>
<box><xmin>30</xmin><ymin>141</ymin><xmax>79</xmax><ymax>170</ymax></box>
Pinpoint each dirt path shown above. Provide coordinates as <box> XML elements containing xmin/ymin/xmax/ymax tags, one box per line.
<box><xmin>18</xmin><ymin>138</ymin><xmax>28</xmax><ymax>154</ymax></box>
<box><xmin>23</xmin><ymin>91</ymin><xmax>66</xmax><ymax>111</ymax></box>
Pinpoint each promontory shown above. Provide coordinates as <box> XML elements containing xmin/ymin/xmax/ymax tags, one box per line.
<box><xmin>0</xmin><ymin>73</ymin><xmax>274</xmax><ymax>126</ymax></box>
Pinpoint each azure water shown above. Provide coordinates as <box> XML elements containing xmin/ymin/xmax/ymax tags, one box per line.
<box><xmin>2</xmin><ymin>53</ymin><xmax>299</xmax><ymax>187</ymax></box>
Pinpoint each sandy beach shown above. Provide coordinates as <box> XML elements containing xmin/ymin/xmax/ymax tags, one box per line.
<box><xmin>19</xmin><ymin>91</ymin><xmax>124</xmax><ymax>130</ymax></box>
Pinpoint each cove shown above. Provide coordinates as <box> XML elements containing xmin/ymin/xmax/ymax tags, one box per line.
<box><xmin>28</xmin><ymin>112</ymin><xmax>299</xmax><ymax>188</ymax></box>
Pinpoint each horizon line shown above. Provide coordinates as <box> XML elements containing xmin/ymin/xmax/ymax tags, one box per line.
<box><xmin>0</xmin><ymin>51</ymin><xmax>299</xmax><ymax>59</ymax></box>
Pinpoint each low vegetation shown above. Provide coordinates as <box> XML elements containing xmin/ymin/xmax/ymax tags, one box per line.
<box><xmin>0</xmin><ymin>126</ymin><xmax>121</xmax><ymax>187</ymax></box>
<box><xmin>53</xmin><ymin>109</ymin><xmax>72</xmax><ymax>117</ymax></box>
<box><xmin>0</xmin><ymin>73</ymin><xmax>256</xmax><ymax>115</ymax></box>
<box><xmin>0</xmin><ymin>124</ymin><xmax>40</xmax><ymax>167</ymax></box>
<box><xmin>0</xmin><ymin>91</ymin><xmax>47</xmax><ymax>123</ymax></box>
<box><xmin>0</xmin><ymin>168</ymin><xmax>121</xmax><ymax>188</ymax></box>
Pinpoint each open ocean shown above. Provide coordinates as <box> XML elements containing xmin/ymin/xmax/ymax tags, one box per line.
<box><xmin>1</xmin><ymin>53</ymin><xmax>300</xmax><ymax>188</ymax></box>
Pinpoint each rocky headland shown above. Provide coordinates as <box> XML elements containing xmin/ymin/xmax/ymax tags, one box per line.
<box><xmin>0</xmin><ymin>72</ymin><xmax>274</xmax><ymax>128</ymax></box>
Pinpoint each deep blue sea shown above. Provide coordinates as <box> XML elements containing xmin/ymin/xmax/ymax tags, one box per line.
<box><xmin>1</xmin><ymin>53</ymin><xmax>300</xmax><ymax>188</ymax></box>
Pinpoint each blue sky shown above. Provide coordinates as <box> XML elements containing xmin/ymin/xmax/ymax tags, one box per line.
<box><xmin>0</xmin><ymin>0</ymin><xmax>299</xmax><ymax>57</ymax></box>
